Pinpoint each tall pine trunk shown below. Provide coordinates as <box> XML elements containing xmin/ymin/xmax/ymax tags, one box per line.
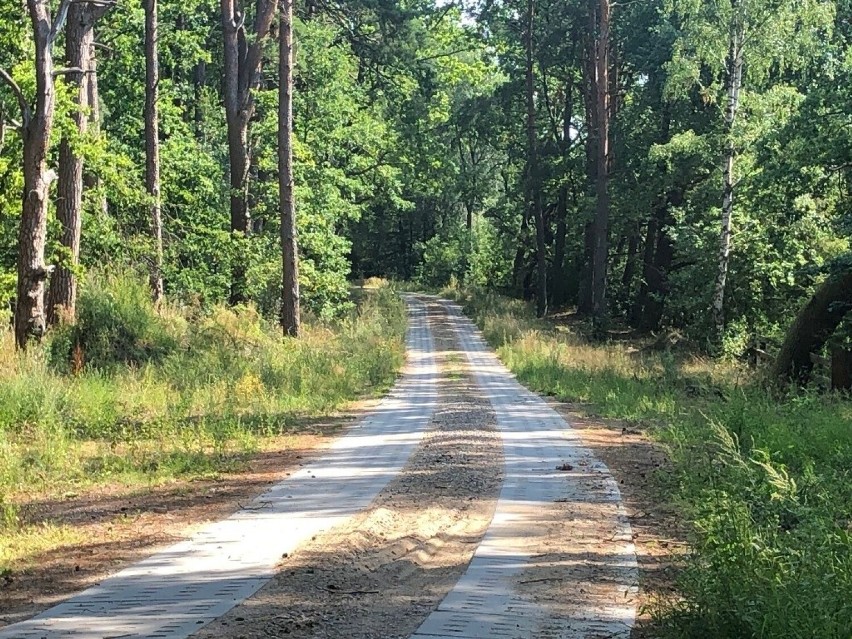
<box><xmin>525</xmin><ymin>0</ymin><xmax>547</xmax><ymax>317</ymax></box>
<box><xmin>220</xmin><ymin>0</ymin><xmax>277</xmax><ymax>305</ymax></box>
<box><xmin>712</xmin><ymin>0</ymin><xmax>744</xmax><ymax>340</ymax></box>
<box><xmin>8</xmin><ymin>1</ymin><xmax>71</xmax><ymax>348</ymax></box>
<box><xmin>279</xmin><ymin>0</ymin><xmax>300</xmax><ymax>336</ymax></box>
<box><xmin>47</xmin><ymin>2</ymin><xmax>110</xmax><ymax>324</ymax></box>
<box><xmin>590</xmin><ymin>0</ymin><xmax>610</xmax><ymax>326</ymax></box>
<box><xmin>145</xmin><ymin>0</ymin><xmax>164</xmax><ymax>303</ymax></box>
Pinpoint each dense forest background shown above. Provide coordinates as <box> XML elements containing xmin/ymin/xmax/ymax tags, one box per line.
<box><xmin>0</xmin><ymin>0</ymin><xmax>850</xmax><ymax>357</ymax></box>
<box><xmin>2</xmin><ymin>2</ymin><xmax>852</xmax><ymax>636</ymax></box>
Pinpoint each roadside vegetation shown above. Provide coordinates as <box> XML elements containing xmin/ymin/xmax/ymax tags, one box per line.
<box><xmin>0</xmin><ymin>274</ymin><xmax>405</xmax><ymax>573</ymax></box>
<box><xmin>445</xmin><ymin>286</ymin><xmax>852</xmax><ymax>639</ymax></box>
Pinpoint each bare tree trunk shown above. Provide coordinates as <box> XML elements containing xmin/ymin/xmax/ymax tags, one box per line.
<box><xmin>84</xmin><ymin>26</ymin><xmax>108</xmax><ymax>217</ymax></box>
<box><xmin>279</xmin><ymin>0</ymin><xmax>300</xmax><ymax>336</ymax></box>
<box><xmin>551</xmin><ymin>78</ymin><xmax>574</xmax><ymax>307</ymax></box>
<box><xmin>3</xmin><ymin>1</ymin><xmax>71</xmax><ymax>348</ymax></box>
<box><xmin>577</xmin><ymin>22</ymin><xmax>597</xmax><ymax>316</ymax></box>
<box><xmin>712</xmin><ymin>0</ymin><xmax>744</xmax><ymax>340</ymax></box>
<box><xmin>511</xmin><ymin>211</ymin><xmax>529</xmax><ymax>296</ymax></box>
<box><xmin>47</xmin><ymin>2</ymin><xmax>110</xmax><ymax>325</ymax></box>
<box><xmin>145</xmin><ymin>0</ymin><xmax>164</xmax><ymax>303</ymax></box>
<box><xmin>590</xmin><ymin>0</ymin><xmax>610</xmax><ymax>326</ymax></box>
<box><xmin>525</xmin><ymin>0</ymin><xmax>547</xmax><ymax>317</ymax></box>
<box><xmin>221</xmin><ymin>0</ymin><xmax>277</xmax><ymax>305</ymax></box>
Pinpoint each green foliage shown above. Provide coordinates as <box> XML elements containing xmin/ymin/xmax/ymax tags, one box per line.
<box><xmin>48</xmin><ymin>272</ymin><xmax>183</xmax><ymax>371</ymax></box>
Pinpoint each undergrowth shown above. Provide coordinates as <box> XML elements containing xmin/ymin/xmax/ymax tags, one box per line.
<box><xmin>445</xmin><ymin>286</ymin><xmax>852</xmax><ymax>639</ymax></box>
<box><xmin>0</xmin><ymin>273</ymin><xmax>405</xmax><ymax>571</ymax></box>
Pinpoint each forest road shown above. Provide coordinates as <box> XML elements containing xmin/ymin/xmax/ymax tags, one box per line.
<box><xmin>0</xmin><ymin>295</ymin><xmax>638</xmax><ymax>639</ymax></box>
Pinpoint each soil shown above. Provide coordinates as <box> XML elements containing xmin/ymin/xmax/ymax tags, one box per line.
<box><xmin>548</xmin><ymin>403</ymin><xmax>687</xmax><ymax>638</ymax></box>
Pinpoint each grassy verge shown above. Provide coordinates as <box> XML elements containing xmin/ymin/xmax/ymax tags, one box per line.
<box><xmin>443</xmin><ymin>286</ymin><xmax>852</xmax><ymax>639</ymax></box>
<box><xmin>0</xmin><ymin>274</ymin><xmax>406</xmax><ymax>572</ymax></box>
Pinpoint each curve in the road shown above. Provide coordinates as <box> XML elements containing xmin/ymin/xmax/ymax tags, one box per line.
<box><xmin>0</xmin><ymin>296</ymin><xmax>438</xmax><ymax>639</ymax></box>
<box><xmin>411</xmin><ymin>299</ymin><xmax>638</xmax><ymax>639</ymax></box>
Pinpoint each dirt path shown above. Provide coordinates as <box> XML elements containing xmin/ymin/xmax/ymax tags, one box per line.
<box><xmin>194</xmin><ymin>299</ymin><xmax>503</xmax><ymax>639</ymax></box>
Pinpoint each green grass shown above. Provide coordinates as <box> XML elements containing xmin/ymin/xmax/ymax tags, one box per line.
<box><xmin>444</xmin><ymin>286</ymin><xmax>852</xmax><ymax>639</ymax></box>
<box><xmin>0</xmin><ymin>274</ymin><xmax>406</xmax><ymax>547</ymax></box>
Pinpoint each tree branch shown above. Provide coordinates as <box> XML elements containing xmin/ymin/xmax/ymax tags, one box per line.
<box><xmin>0</xmin><ymin>68</ymin><xmax>31</xmax><ymax>128</ymax></box>
<box><xmin>53</xmin><ymin>67</ymin><xmax>91</xmax><ymax>77</ymax></box>
<box><xmin>50</xmin><ymin>0</ymin><xmax>75</xmax><ymax>45</ymax></box>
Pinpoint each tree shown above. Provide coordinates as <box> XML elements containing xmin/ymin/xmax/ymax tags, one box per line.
<box><xmin>524</xmin><ymin>0</ymin><xmax>547</xmax><ymax>317</ymax></box>
<box><xmin>772</xmin><ymin>268</ymin><xmax>852</xmax><ymax>384</ymax></box>
<box><xmin>589</xmin><ymin>0</ymin><xmax>610</xmax><ymax>325</ymax></box>
<box><xmin>47</xmin><ymin>0</ymin><xmax>114</xmax><ymax>325</ymax></box>
<box><xmin>221</xmin><ymin>0</ymin><xmax>278</xmax><ymax>304</ymax></box>
<box><xmin>279</xmin><ymin>0</ymin><xmax>299</xmax><ymax>336</ymax></box>
<box><xmin>666</xmin><ymin>0</ymin><xmax>834</xmax><ymax>342</ymax></box>
<box><xmin>711</xmin><ymin>0</ymin><xmax>744</xmax><ymax>338</ymax></box>
<box><xmin>145</xmin><ymin>0</ymin><xmax>164</xmax><ymax>303</ymax></box>
<box><xmin>0</xmin><ymin>0</ymin><xmax>72</xmax><ymax>348</ymax></box>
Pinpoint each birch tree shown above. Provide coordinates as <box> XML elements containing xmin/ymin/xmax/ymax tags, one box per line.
<box><xmin>279</xmin><ymin>0</ymin><xmax>299</xmax><ymax>336</ymax></box>
<box><xmin>665</xmin><ymin>0</ymin><xmax>834</xmax><ymax>342</ymax></box>
<box><xmin>590</xmin><ymin>0</ymin><xmax>610</xmax><ymax>325</ymax></box>
<box><xmin>524</xmin><ymin>0</ymin><xmax>547</xmax><ymax>317</ymax></box>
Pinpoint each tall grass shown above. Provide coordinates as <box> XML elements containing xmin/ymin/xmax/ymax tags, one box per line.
<box><xmin>0</xmin><ymin>273</ymin><xmax>406</xmax><ymax>505</ymax></box>
<box><xmin>446</xmin><ymin>286</ymin><xmax>852</xmax><ymax>639</ymax></box>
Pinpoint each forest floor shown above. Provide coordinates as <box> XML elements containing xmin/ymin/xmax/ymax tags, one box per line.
<box><xmin>0</xmin><ymin>294</ymin><xmax>683</xmax><ymax>638</ymax></box>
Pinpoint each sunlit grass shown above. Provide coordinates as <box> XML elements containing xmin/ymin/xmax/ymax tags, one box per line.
<box><xmin>0</xmin><ymin>276</ymin><xmax>406</xmax><ymax>572</ymax></box>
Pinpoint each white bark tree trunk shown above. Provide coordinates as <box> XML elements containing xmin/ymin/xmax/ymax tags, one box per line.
<box><xmin>712</xmin><ymin>0</ymin><xmax>744</xmax><ymax>340</ymax></box>
<box><xmin>145</xmin><ymin>0</ymin><xmax>164</xmax><ymax>304</ymax></box>
<box><xmin>279</xmin><ymin>0</ymin><xmax>300</xmax><ymax>336</ymax></box>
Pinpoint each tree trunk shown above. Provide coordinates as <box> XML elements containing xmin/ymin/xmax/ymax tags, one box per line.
<box><xmin>577</xmin><ymin>221</ymin><xmax>595</xmax><ymax>314</ymax></box>
<box><xmin>279</xmin><ymin>0</ymin><xmax>300</xmax><ymax>337</ymax></box>
<box><xmin>590</xmin><ymin>0</ymin><xmax>610</xmax><ymax>326</ymax></box>
<box><xmin>621</xmin><ymin>226</ymin><xmax>639</xmax><ymax>294</ymax></box>
<box><xmin>47</xmin><ymin>2</ymin><xmax>110</xmax><ymax>325</ymax></box>
<box><xmin>511</xmin><ymin>212</ymin><xmax>529</xmax><ymax>296</ymax></box>
<box><xmin>84</xmin><ymin>24</ymin><xmax>108</xmax><ymax>217</ymax></box>
<box><xmin>712</xmin><ymin>1</ymin><xmax>744</xmax><ymax>339</ymax></box>
<box><xmin>47</xmin><ymin>6</ymin><xmax>90</xmax><ymax>325</ymax></box>
<box><xmin>551</xmin><ymin>78</ymin><xmax>574</xmax><ymax>308</ymax></box>
<box><xmin>551</xmin><ymin>197</ymin><xmax>567</xmax><ymax>306</ymax></box>
<box><xmin>772</xmin><ymin>270</ymin><xmax>852</xmax><ymax>384</ymax></box>
<box><xmin>12</xmin><ymin>1</ymin><xmax>70</xmax><ymax>348</ymax></box>
<box><xmin>145</xmin><ymin>0</ymin><xmax>164</xmax><ymax>304</ymax></box>
<box><xmin>525</xmin><ymin>0</ymin><xmax>547</xmax><ymax>317</ymax></box>
<box><xmin>220</xmin><ymin>0</ymin><xmax>277</xmax><ymax>305</ymax></box>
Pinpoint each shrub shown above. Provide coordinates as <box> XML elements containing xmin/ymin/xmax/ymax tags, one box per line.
<box><xmin>48</xmin><ymin>271</ymin><xmax>185</xmax><ymax>372</ymax></box>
